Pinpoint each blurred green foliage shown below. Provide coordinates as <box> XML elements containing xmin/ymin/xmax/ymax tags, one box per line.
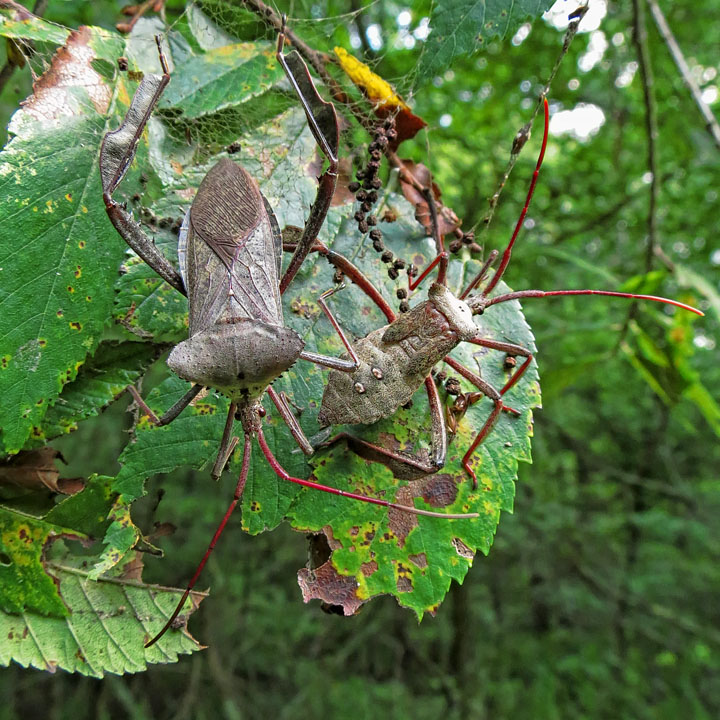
<box><xmin>0</xmin><ymin>0</ymin><xmax>719</xmax><ymax>717</ymax></box>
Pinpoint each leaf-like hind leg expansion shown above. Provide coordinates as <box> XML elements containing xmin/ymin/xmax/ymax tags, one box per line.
<box><xmin>100</xmin><ymin>35</ymin><xmax>185</xmax><ymax>295</ymax></box>
<box><xmin>145</xmin><ymin>433</ymin><xmax>253</xmax><ymax>648</ymax></box>
<box><xmin>127</xmin><ymin>383</ymin><xmax>204</xmax><ymax>426</ymax></box>
<box><xmin>277</xmin><ymin>30</ymin><xmax>340</xmax><ymax>293</ymax></box>
<box><xmin>256</xmin><ymin>428</ymin><xmax>477</xmax><ymax>519</ymax></box>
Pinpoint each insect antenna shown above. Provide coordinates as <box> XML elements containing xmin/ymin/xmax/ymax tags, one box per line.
<box><xmin>481</xmin><ymin>96</ymin><xmax>550</xmax><ymax>297</ymax></box>
<box><xmin>480</xmin><ymin>289</ymin><xmax>703</xmax><ymax>316</ymax></box>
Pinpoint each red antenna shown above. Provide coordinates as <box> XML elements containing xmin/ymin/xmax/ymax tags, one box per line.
<box><xmin>483</xmin><ymin>289</ymin><xmax>703</xmax><ymax>316</ymax></box>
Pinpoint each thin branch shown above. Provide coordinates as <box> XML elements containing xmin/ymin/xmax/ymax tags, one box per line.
<box><xmin>478</xmin><ymin>4</ymin><xmax>589</xmax><ymax>237</ymax></box>
<box><xmin>616</xmin><ymin>0</ymin><xmax>660</xmax><ymax>349</ymax></box>
<box><xmin>632</xmin><ymin>0</ymin><xmax>659</xmax><ymax>274</ymax></box>
<box><xmin>647</xmin><ymin>0</ymin><xmax>720</xmax><ymax>151</ymax></box>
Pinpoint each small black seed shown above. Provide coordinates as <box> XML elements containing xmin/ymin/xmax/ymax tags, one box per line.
<box><xmin>393</xmin><ymin>258</ymin><xmax>406</xmax><ymax>270</ymax></box>
<box><xmin>369</xmin><ymin>229</ymin><xmax>382</xmax><ymax>241</ymax></box>
<box><xmin>396</xmin><ymin>288</ymin><xmax>407</xmax><ymax>299</ymax></box>
<box><xmin>399</xmin><ymin>301</ymin><xmax>410</xmax><ymax>313</ymax></box>
<box><xmin>367</xmin><ymin>215</ymin><xmax>377</xmax><ymax>226</ymax></box>
<box><xmin>388</xmin><ymin>267</ymin><xmax>399</xmax><ymax>280</ymax></box>
<box><xmin>349</xmin><ymin>181</ymin><xmax>360</xmax><ymax>192</ymax></box>
<box><xmin>358</xmin><ymin>220</ymin><xmax>369</xmax><ymax>233</ymax></box>
<box><xmin>372</xmin><ymin>239</ymin><xmax>385</xmax><ymax>252</ymax></box>
<box><xmin>354</xmin><ymin>210</ymin><xmax>366</xmax><ymax>222</ymax></box>
<box><xmin>381</xmin><ymin>251</ymin><xmax>393</xmax><ymax>263</ymax></box>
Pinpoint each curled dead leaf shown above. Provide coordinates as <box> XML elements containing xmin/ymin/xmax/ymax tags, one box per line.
<box><xmin>334</xmin><ymin>46</ymin><xmax>426</xmax><ymax>146</ymax></box>
<box><xmin>0</xmin><ymin>447</ymin><xmax>84</xmax><ymax>494</ymax></box>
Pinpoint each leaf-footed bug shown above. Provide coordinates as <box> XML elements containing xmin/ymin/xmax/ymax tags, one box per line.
<box><xmin>313</xmin><ymin>98</ymin><xmax>703</xmax><ymax>486</ymax></box>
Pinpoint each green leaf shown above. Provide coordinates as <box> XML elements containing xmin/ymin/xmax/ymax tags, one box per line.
<box><xmin>0</xmin><ymin>26</ymin><xmax>129</xmax><ymax>453</ymax></box>
<box><xmin>675</xmin><ymin>263</ymin><xmax>720</xmax><ymax>321</ymax></box>
<box><xmin>22</xmin><ymin>342</ymin><xmax>156</xmax><ymax>449</ymax></box>
<box><xmin>159</xmin><ymin>41</ymin><xmax>286</xmax><ymax>119</ymax></box>
<box><xmin>0</xmin><ymin>507</ymin><xmax>73</xmax><ymax>616</ymax></box>
<box><xmin>0</xmin><ymin>10</ymin><xmax>71</xmax><ymax>46</ymax></box>
<box><xmin>284</xmin><ymin>200</ymin><xmax>539</xmax><ymax>616</ymax></box>
<box><xmin>0</xmin><ymin>562</ymin><xmax>203</xmax><ymax>677</ymax></box>
<box><xmin>418</xmin><ymin>0</ymin><xmax>555</xmax><ymax>79</ymax></box>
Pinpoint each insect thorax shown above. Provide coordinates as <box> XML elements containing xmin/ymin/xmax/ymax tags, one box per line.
<box><xmin>167</xmin><ymin>319</ymin><xmax>304</xmax><ymax>404</ymax></box>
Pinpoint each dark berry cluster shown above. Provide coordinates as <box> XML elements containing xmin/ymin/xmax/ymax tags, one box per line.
<box><xmin>347</xmin><ymin>117</ymin><xmax>414</xmax><ymax>311</ymax></box>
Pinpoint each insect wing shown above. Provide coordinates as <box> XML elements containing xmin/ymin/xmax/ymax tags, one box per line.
<box><xmin>184</xmin><ymin>158</ymin><xmax>284</xmax><ymax>335</ymax></box>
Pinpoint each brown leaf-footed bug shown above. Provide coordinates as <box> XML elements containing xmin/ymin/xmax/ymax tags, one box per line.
<box><xmin>100</xmin><ymin>31</ymin><xmax>478</xmax><ymax>646</ymax></box>
<box><xmin>313</xmin><ymin>98</ymin><xmax>703</xmax><ymax>485</ymax></box>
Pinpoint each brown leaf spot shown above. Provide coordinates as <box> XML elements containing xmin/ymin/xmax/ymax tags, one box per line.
<box><xmin>297</xmin><ymin>560</ymin><xmax>365</xmax><ymax>615</ymax></box>
<box><xmin>22</xmin><ymin>26</ymin><xmax>113</xmax><ymax>123</ymax></box>
<box><xmin>387</xmin><ymin>485</ymin><xmax>419</xmax><ymax>546</ymax></box>
<box><xmin>69</xmin><ymin>321</ymin><xmax>82</xmax><ymax>331</ymax></box>
<box><xmin>422</xmin><ymin>474</ymin><xmax>458</xmax><ymax>508</ymax></box>
<box><xmin>361</xmin><ymin>560</ymin><xmax>378</xmax><ymax>577</ymax></box>
<box><xmin>409</xmin><ymin>553</ymin><xmax>428</xmax><ymax>569</ymax></box>
<box><xmin>397</xmin><ymin>576</ymin><xmax>413</xmax><ymax>593</ymax></box>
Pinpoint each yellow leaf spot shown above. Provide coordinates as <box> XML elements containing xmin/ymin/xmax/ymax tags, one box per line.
<box><xmin>65</xmin><ymin>193</ymin><xmax>73</xmax><ymax>202</ymax></box>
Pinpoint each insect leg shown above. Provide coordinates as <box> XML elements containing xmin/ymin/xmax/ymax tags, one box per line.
<box><xmin>298</xmin><ymin>286</ymin><xmax>360</xmax><ymax>372</ymax></box>
<box><xmin>145</xmin><ymin>432</ymin><xmax>253</xmax><ymax>648</ymax></box>
<box><xmin>276</xmin><ymin>30</ymin><xmax>340</xmax><ymax>293</ymax></box>
<box><xmin>267</xmin><ymin>387</ymin><xmax>314</xmax><ymax>456</ymax></box>
<box><xmin>100</xmin><ymin>36</ymin><xmax>185</xmax><ymax>295</ymax></box>
<box><xmin>256</xmin><ymin>428</ymin><xmax>477</xmax><ymax>519</ymax></box>
<box><xmin>459</xmin><ymin>249</ymin><xmax>499</xmax><ymax>300</ymax></box>
<box><xmin>407</xmin><ymin>185</ymin><xmax>449</xmax><ymax>291</ymax></box>
<box><xmin>211</xmin><ymin>404</ymin><xmax>240</xmax><ymax>480</ymax></box>
<box><xmin>127</xmin><ymin>383</ymin><xmax>204</xmax><ymax>426</ymax></box>
<box><xmin>438</xmin><ymin>357</ymin><xmax>505</xmax><ymax>488</ymax></box>
<box><xmin>466</xmin><ymin>337</ymin><xmax>534</xmax><ymax>395</ymax></box>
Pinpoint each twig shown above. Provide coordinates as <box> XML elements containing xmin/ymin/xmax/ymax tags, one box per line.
<box><xmin>632</xmin><ymin>0</ymin><xmax>659</xmax><ymax>274</ymax></box>
<box><xmin>647</xmin><ymin>0</ymin><xmax>720</xmax><ymax>151</ymax></box>
<box><xmin>479</xmin><ymin>4</ymin><xmax>589</xmax><ymax>237</ymax></box>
